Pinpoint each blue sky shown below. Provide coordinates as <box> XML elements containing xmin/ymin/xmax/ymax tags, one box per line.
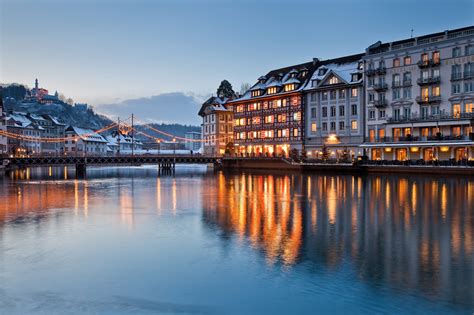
<box><xmin>1</xmin><ymin>0</ymin><xmax>473</xmax><ymax>124</ymax></box>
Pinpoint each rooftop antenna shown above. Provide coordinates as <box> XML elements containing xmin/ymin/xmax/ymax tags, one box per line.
<box><xmin>411</xmin><ymin>28</ymin><xmax>414</xmax><ymax>38</ymax></box>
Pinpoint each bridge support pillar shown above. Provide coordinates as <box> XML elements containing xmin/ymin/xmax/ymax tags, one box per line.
<box><xmin>76</xmin><ymin>163</ymin><xmax>87</xmax><ymax>178</ymax></box>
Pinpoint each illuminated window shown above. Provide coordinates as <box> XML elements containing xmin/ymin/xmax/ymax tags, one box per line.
<box><xmin>311</xmin><ymin>123</ymin><xmax>317</xmax><ymax>132</ymax></box>
<box><xmin>404</xmin><ymin>56</ymin><xmax>411</xmax><ymax>65</ymax></box>
<box><xmin>251</xmin><ymin>90</ymin><xmax>261</xmax><ymax>97</ymax></box>
<box><xmin>277</xmin><ymin>114</ymin><xmax>286</xmax><ymax>123</ymax></box>
<box><xmin>293</xmin><ymin>112</ymin><xmax>301</xmax><ymax>121</ymax></box>
<box><xmin>293</xmin><ymin>128</ymin><xmax>299</xmax><ymax>137</ymax></box>
<box><xmin>284</xmin><ymin>84</ymin><xmax>296</xmax><ymax>92</ymax></box>
<box><xmin>276</xmin><ymin>99</ymin><xmax>282</xmax><ymax>108</ymax></box>
<box><xmin>329</xmin><ymin>76</ymin><xmax>339</xmax><ymax>84</ymax></box>
<box><xmin>267</xmin><ymin>87</ymin><xmax>277</xmax><ymax>95</ymax></box>
<box><xmin>431</xmin><ymin>86</ymin><xmax>440</xmax><ymax>96</ymax></box>
<box><xmin>351</xmin><ymin>120</ymin><xmax>358</xmax><ymax>130</ymax></box>
<box><xmin>252</xmin><ymin>116</ymin><xmax>261</xmax><ymax>125</ymax></box>
<box><xmin>465</xmin><ymin>103</ymin><xmax>473</xmax><ymax>113</ymax></box>
<box><xmin>351</xmin><ymin>88</ymin><xmax>358</xmax><ymax>97</ymax></box>
<box><xmin>453</xmin><ymin>104</ymin><xmax>461</xmax><ymax>118</ymax></box>
<box><xmin>433</xmin><ymin>51</ymin><xmax>440</xmax><ymax>63</ymax></box>
<box><xmin>265</xmin><ymin>115</ymin><xmax>274</xmax><ymax>123</ymax></box>
<box><xmin>282</xmin><ymin>129</ymin><xmax>288</xmax><ymax>137</ymax></box>
<box><xmin>393</xmin><ymin>58</ymin><xmax>400</xmax><ymax>67</ymax></box>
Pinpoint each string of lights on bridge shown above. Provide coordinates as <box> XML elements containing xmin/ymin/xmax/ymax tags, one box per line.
<box><xmin>0</xmin><ymin>115</ymin><xmax>227</xmax><ymax>144</ymax></box>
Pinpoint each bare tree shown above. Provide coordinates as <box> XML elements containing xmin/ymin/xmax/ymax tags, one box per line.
<box><xmin>240</xmin><ymin>82</ymin><xmax>251</xmax><ymax>95</ymax></box>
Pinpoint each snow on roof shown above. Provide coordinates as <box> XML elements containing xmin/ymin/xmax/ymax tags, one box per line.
<box><xmin>29</xmin><ymin>114</ymin><xmax>48</xmax><ymax>121</ymax></box>
<box><xmin>105</xmin><ymin>134</ymin><xmax>143</xmax><ymax>146</ymax></box>
<box><xmin>265</xmin><ymin>77</ymin><xmax>282</xmax><ymax>88</ymax></box>
<box><xmin>304</xmin><ymin>61</ymin><xmax>361</xmax><ymax>90</ymax></box>
<box><xmin>8</xmin><ymin>113</ymin><xmax>33</xmax><ymax>127</ymax></box>
<box><xmin>68</xmin><ymin>126</ymin><xmax>107</xmax><ymax>143</ymax></box>
<box><xmin>46</xmin><ymin>115</ymin><xmax>65</xmax><ymax>126</ymax></box>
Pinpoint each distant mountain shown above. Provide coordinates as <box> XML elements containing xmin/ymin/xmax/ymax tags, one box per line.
<box><xmin>134</xmin><ymin>123</ymin><xmax>200</xmax><ymax>141</ymax></box>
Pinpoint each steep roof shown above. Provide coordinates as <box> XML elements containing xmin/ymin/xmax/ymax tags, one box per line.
<box><xmin>66</xmin><ymin>126</ymin><xmax>107</xmax><ymax>143</ymax></box>
<box><xmin>198</xmin><ymin>96</ymin><xmax>231</xmax><ymax>117</ymax></box>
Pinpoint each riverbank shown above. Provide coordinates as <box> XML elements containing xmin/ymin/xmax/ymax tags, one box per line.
<box><xmin>220</xmin><ymin>158</ymin><xmax>474</xmax><ymax>175</ymax></box>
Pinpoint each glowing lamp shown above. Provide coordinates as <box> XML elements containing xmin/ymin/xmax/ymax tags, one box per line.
<box><xmin>410</xmin><ymin>147</ymin><xmax>419</xmax><ymax>152</ymax></box>
<box><xmin>384</xmin><ymin>148</ymin><xmax>392</xmax><ymax>153</ymax></box>
<box><xmin>440</xmin><ymin>146</ymin><xmax>450</xmax><ymax>152</ymax></box>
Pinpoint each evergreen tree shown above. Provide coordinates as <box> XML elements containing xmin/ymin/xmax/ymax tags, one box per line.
<box><xmin>216</xmin><ymin>80</ymin><xmax>235</xmax><ymax>98</ymax></box>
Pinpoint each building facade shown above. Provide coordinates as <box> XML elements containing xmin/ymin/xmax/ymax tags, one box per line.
<box><xmin>303</xmin><ymin>54</ymin><xmax>365</xmax><ymax>159</ymax></box>
<box><xmin>362</xmin><ymin>26</ymin><xmax>474</xmax><ymax>161</ymax></box>
<box><xmin>198</xmin><ymin>96</ymin><xmax>233</xmax><ymax>156</ymax></box>
<box><xmin>5</xmin><ymin>113</ymin><xmax>43</xmax><ymax>156</ymax></box>
<box><xmin>229</xmin><ymin>62</ymin><xmax>314</xmax><ymax>157</ymax></box>
<box><xmin>64</xmin><ymin>126</ymin><xmax>108</xmax><ymax>156</ymax></box>
<box><xmin>184</xmin><ymin>131</ymin><xmax>202</xmax><ymax>152</ymax></box>
<box><xmin>0</xmin><ymin>98</ymin><xmax>6</xmax><ymax>154</ymax></box>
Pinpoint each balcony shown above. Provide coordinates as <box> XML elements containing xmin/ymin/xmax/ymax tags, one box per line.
<box><xmin>386</xmin><ymin>112</ymin><xmax>474</xmax><ymax>124</ymax></box>
<box><xmin>402</xmin><ymin>80</ymin><xmax>412</xmax><ymax>87</ymax></box>
<box><xmin>376</xmin><ymin>66</ymin><xmax>387</xmax><ymax>75</ymax></box>
<box><xmin>417</xmin><ymin>59</ymin><xmax>441</xmax><ymax>68</ymax></box>
<box><xmin>373</xmin><ymin>99</ymin><xmax>388</xmax><ymax>108</ymax></box>
<box><xmin>451</xmin><ymin>72</ymin><xmax>463</xmax><ymax>81</ymax></box>
<box><xmin>366</xmin><ymin>66</ymin><xmax>386</xmax><ymax>76</ymax></box>
<box><xmin>373</xmin><ymin>82</ymin><xmax>388</xmax><ymax>91</ymax></box>
<box><xmin>464</xmin><ymin>71</ymin><xmax>474</xmax><ymax>79</ymax></box>
<box><xmin>415</xmin><ymin>95</ymin><xmax>441</xmax><ymax>104</ymax></box>
<box><xmin>417</xmin><ymin>76</ymin><xmax>440</xmax><ymax>86</ymax></box>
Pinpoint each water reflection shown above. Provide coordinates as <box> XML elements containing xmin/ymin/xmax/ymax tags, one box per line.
<box><xmin>203</xmin><ymin>172</ymin><xmax>474</xmax><ymax>308</ymax></box>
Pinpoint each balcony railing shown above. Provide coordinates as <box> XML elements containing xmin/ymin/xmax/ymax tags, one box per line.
<box><xmin>373</xmin><ymin>82</ymin><xmax>388</xmax><ymax>91</ymax></box>
<box><xmin>464</xmin><ymin>71</ymin><xmax>474</xmax><ymax>79</ymax></box>
<box><xmin>374</xmin><ymin>99</ymin><xmax>388</xmax><ymax>108</ymax></box>
<box><xmin>417</xmin><ymin>76</ymin><xmax>441</xmax><ymax>85</ymax></box>
<box><xmin>386</xmin><ymin>112</ymin><xmax>474</xmax><ymax>123</ymax></box>
<box><xmin>366</xmin><ymin>67</ymin><xmax>386</xmax><ymax>76</ymax></box>
<box><xmin>417</xmin><ymin>59</ymin><xmax>441</xmax><ymax>68</ymax></box>
<box><xmin>451</xmin><ymin>72</ymin><xmax>463</xmax><ymax>81</ymax></box>
<box><xmin>369</xmin><ymin>134</ymin><xmax>474</xmax><ymax>143</ymax></box>
<box><xmin>415</xmin><ymin>95</ymin><xmax>441</xmax><ymax>104</ymax></box>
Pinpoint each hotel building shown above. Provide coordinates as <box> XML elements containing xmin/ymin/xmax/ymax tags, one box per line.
<box><xmin>361</xmin><ymin>26</ymin><xmax>474</xmax><ymax>161</ymax></box>
<box><xmin>229</xmin><ymin>62</ymin><xmax>315</xmax><ymax>156</ymax></box>
<box><xmin>303</xmin><ymin>54</ymin><xmax>365</xmax><ymax>159</ymax></box>
<box><xmin>198</xmin><ymin>96</ymin><xmax>234</xmax><ymax>156</ymax></box>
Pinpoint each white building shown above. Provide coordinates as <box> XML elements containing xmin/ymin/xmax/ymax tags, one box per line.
<box><xmin>303</xmin><ymin>54</ymin><xmax>365</xmax><ymax>159</ymax></box>
<box><xmin>184</xmin><ymin>131</ymin><xmax>201</xmax><ymax>152</ymax></box>
<box><xmin>64</xmin><ymin>126</ymin><xmax>108</xmax><ymax>156</ymax></box>
<box><xmin>361</xmin><ymin>26</ymin><xmax>474</xmax><ymax>161</ymax></box>
<box><xmin>104</xmin><ymin>134</ymin><xmax>143</xmax><ymax>155</ymax></box>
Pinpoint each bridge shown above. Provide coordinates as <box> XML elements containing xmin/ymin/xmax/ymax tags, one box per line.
<box><xmin>1</xmin><ymin>155</ymin><xmax>221</xmax><ymax>176</ymax></box>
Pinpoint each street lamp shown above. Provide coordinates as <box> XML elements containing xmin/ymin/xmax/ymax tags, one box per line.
<box><xmin>172</xmin><ymin>138</ymin><xmax>176</xmax><ymax>155</ymax></box>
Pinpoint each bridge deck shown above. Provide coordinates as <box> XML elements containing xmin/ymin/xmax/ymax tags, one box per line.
<box><xmin>1</xmin><ymin>155</ymin><xmax>219</xmax><ymax>167</ymax></box>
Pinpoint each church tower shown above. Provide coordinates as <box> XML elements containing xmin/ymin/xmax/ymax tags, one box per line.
<box><xmin>35</xmin><ymin>78</ymin><xmax>39</xmax><ymax>90</ymax></box>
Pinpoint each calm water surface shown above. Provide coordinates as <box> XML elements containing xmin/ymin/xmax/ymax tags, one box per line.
<box><xmin>0</xmin><ymin>166</ymin><xmax>473</xmax><ymax>314</ymax></box>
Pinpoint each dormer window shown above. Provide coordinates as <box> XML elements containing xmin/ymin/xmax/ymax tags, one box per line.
<box><xmin>301</xmin><ymin>70</ymin><xmax>308</xmax><ymax>77</ymax></box>
<box><xmin>351</xmin><ymin>74</ymin><xmax>359</xmax><ymax>82</ymax></box>
<box><xmin>318</xmin><ymin>68</ymin><xmax>327</xmax><ymax>76</ymax></box>
<box><xmin>251</xmin><ymin>90</ymin><xmax>261</xmax><ymax>97</ymax></box>
<box><xmin>312</xmin><ymin>80</ymin><xmax>318</xmax><ymax>87</ymax></box>
<box><xmin>267</xmin><ymin>87</ymin><xmax>277</xmax><ymax>95</ymax></box>
<box><xmin>329</xmin><ymin>76</ymin><xmax>339</xmax><ymax>84</ymax></box>
<box><xmin>284</xmin><ymin>84</ymin><xmax>296</xmax><ymax>92</ymax></box>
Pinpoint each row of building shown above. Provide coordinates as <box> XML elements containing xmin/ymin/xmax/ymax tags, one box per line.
<box><xmin>0</xmin><ymin>106</ymin><xmax>143</xmax><ymax>156</ymax></box>
<box><xmin>199</xmin><ymin>26</ymin><xmax>474</xmax><ymax>161</ymax></box>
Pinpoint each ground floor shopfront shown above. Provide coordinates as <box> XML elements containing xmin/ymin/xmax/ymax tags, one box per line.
<box><xmin>361</xmin><ymin>142</ymin><xmax>474</xmax><ymax>161</ymax></box>
<box><xmin>234</xmin><ymin>142</ymin><xmax>303</xmax><ymax>157</ymax></box>
<box><xmin>305</xmin><ymin>145</ymin><xmax>363</xmax><ymax>160</ymax></box>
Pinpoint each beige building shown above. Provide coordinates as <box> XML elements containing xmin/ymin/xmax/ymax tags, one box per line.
<box><xmin>198</xmin><ymin>96</ymin><xmax>234</xmax><ymax>156</ymax></box>
<box><xmin>362</xmin><ymin>26</ymin><xmax>474</xmax><ymax>161</ymax></box>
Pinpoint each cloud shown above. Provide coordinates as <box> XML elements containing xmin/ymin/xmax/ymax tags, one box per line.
<box><xmin>95</xmin><ymin>92</ymin><xmax>207</xmax><ymax>126</ymax></box>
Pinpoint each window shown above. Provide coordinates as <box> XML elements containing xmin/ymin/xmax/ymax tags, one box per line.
<box><xmin>351</xmin><ymin>104</ymin><xmax>357</xmax><ymax>115</ymax></box>
<box><xmin>330</xmin><ymin>122</ymin><xmax>336</xmax><ymax>131</ymax></box>
<box><xmin>277</xmin><ymin>114</ymin><xmax>286</xmax><ymax>123</ymax></box>
<box><xmin>393</xmin><ymin>108</ymin><xmax>400</xmax><ymax>120</ymax></box>
<box><xmin>453</xmin><ymin>104</ymin><xmax>461</xmax><ymax>118</ymax></box>
<box><xmin>431</xmin><ymin>106</ymin><xmax>440</xmax><ymax>115</ymax></box>
<box><xmin>368</xmin><ymin>93</ymin><xmax>375</xmax><ymax>102</ymax></box>
<box><xmin>393</xmin><ymin>74</ymin><xmax>400</xmax><ymax>86</ymax></box>
<box><xmin>330</xmin><ymin>90</ymin><xmax>337</xmax><ymax>99</ymax></box>
<box><xmin>392</xmin><ymin>89</ymin><xmax>401</xmax><ymax>100</ymax></box>
<box><xmin>393</xmin><ymin>58</ymin><xmax>400</xmax><ymax>67</ymax></box>
<box><xmin>339</xmin><ymin>105</ymin><xmax>345</xmax><ymax>116</ymax></box>
<box><xmin>351</xmin><ymin>120</ymin><xmax>358</xmax><ymax>130</ymax></box>
<box><xmin>465</xmin><ymin>82</ymin><xmax>474</xmax><ymax>93</ymax></box>
<box><xmin>322</xmin><ymin>123</ymin><xmax>327</xmax><ymax>131</ymax></box>
<box><xmin>404</xmin><ymin>56</ymin><xmax>411</xmax><ymax>65</ymax></box>
<box><xmin>311</xmin><ymin>123</ymin><xmax>317</xmax><ymax>132</ymax></box>
<box><xmin>421</xmin><ymin>107</ymin><xmax>429</xmax><ymax>118</ymax></box>
<box><xmin>339</xmin><ymin>89</ymin><xmax>346</xmax><ymax>99</ymax></box>
<box><xmin>379</xmin><ymin>110</ymin><xmax>386</xmax><ymax>119</ymax></box>
<box><xmin>466</xmin><ymin>45</ymin><xmax>474</xmax><ymax>56</ymax></box>
<box><xmin>311</xmin><ymin>108</ymin><xmax>317</xmax><ymax>118</ymax></box>
<box><xmin>351</xmin><ymin>88</ymin><xmax>358</xmax><ymax>97</ymax></box>
<box><xmin>322</xmin><ymin>107</ymin><xmax>328</xmax><ymax>117</ymax></box>
<box><xmin>330</xmin><ymin>106</ymin><xmax>336</xmax><ymax>117</ymax></box>
<box><xmin>403</xmin><ymin>107</ymin><xmax>411</xmax><ymax>118</ymax></box>
<box><xmin>452</xmin><ymin>83</ymin><xmax>461</xmax><ymax>94</ymax></box>
<box><xmin>369</xmin><ymin>110</ymin><xmax>375</xmax><ymax>120</ymax></box>
<box><xmin>267</xmin><ymin>87</ymin><xmax>277</xmax><ymax>94</ymax></box>
<box><xmin>421</xmin><ymin>53</ymin><xmax>429</xmax><ymax>64</ymax></box>
<box><xmin>339</xmin><ymin>121</ymin><xmax>345</xmax><ymax>130</ymax></box>
<box><xmin>310</xmin><ymin>93</ymin><xmax>317</xmax><ymax>102</ymax></box>
<box><xmin>465</xmin><ymin>103</ymin><xmax>473</xmax><ymax>113</ymax></box>
<box><xmin>312</xmin><ymin>80</ymin><xmax>318</xmax><ymax>87</ymax></box>
<box><xmin>264</xmin><ymin>115</ymin><xmax>274</xmax><ymax>123</ymax></box>
<box><xmin>284</xmin><ymin>84</ymin><xmax>296</xmax><ymax>92</ymax></box>
<box><xmin>293</xmin><ymin>128</ymin><xmax>299</xmax><ymax>137</ymax></box>
<box><xmin>403</xmin><ymin>87</ymin><xmax>411</xmax><ymax>99</ymax></box>
<box><xmin>432</xmin><ymin>51</ymin><xmax>440</xmax><ymax>64</ymax></box>
<box><xmin>293</xmin><ymin>112</ymin><xmax>301</xmax><ymax>121</ymax></box>
<box><xmin>453</xmin><ymin>47</ymin><xmax>461</xmax><ymax>57</ymax></box>
<box><xmin>251</xmin><ymin>90</ymin><xmax>261</xmax><ymax>97</ymax></box>
<box><xmin>322</xmin><ymin>91</ymin><xmax>328</xmax><ymax>100</ymax></box>
<box><xmin>432</xmin><ymin>86</ymin><xmax>440</xmax><ymax>96</ymax></box>
<box><xmin>351</xmin><ymin>74</ymin><xmax>359</xmax><ymax>82</ymax></box>
<box><xmin>403</xmin><ymin>72</ymin><xmax>411</xmax><ymax>83</ymax></box>
<box><xmin>329</xmin><ymin>76</ymin><xmax>339</xmax><ymax>84</ymax></box>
